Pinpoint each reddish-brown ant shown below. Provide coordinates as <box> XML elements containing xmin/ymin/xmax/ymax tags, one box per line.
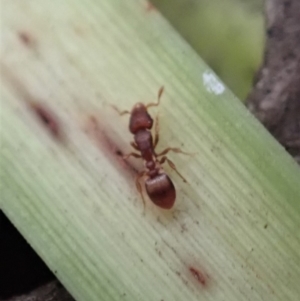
<box><xmin>113</xmin><ymin>87</ymin><xmax>190</xmax><ymax>209</ymax></box>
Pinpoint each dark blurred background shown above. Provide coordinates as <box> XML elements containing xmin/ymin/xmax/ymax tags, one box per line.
<box><xmin>151</xmin><ymin>0</ymin><xmax>264</xmax><ymax>100</ymax></box>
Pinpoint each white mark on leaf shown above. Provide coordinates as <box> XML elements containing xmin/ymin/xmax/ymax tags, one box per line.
<box><xmin>202</xmin><ymin>71</ymin><xmax>225</xmax><ymax>95</ymax></box>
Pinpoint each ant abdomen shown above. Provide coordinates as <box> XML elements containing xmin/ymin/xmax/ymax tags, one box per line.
<box><xmin>145</xmin><ymin>174</ymin><xmax>176</xmax><ymax>209</ymax></box>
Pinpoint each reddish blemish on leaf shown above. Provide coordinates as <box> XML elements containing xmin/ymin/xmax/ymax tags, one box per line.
<box><xmin>189</xmin><ymin>267</ymin><xmax>207</xmax><ymax>286</ymax></box>
<box><xmin>87</xmin><ymin>115</ymin><xmax>138</xmax><ymax>174</ymax></box>
<box><xmin>115</xmin><ymin>149</ymin><xmax>123</xmax><ymax>157</ymax></box>
<box><xmin>18</xmin><ymin>31</ymin><xmax>36</xmax><ymax>48</ymax></box>
<box><xmin>30</xmin><ymin>103</ymin><xmax>61</xmax><ymax>140</ymax></box>
<box><xmin>73</xmin><ymin>26</ymin><xmax>86</xmax><ymax>37</ymax></box>
<box><xmin>146</xmin><ymin>1</ymin><xmax>156</xmax><ymax>12</ymax></box>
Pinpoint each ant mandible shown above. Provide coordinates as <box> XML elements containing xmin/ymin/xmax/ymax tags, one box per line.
<box><xmin>113</xmin><ymin>87</ymin><xmax>190</xmax><ymax>209</ymax></box>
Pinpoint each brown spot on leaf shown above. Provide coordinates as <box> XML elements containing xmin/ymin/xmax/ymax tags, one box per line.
<box><xmin>115</xmin><ymin>149</ymin><xmax>123</xmax><ymax>157</ymax></box>
<box><xmin>87</xmin><ymin>115</ymin><xmax>138</xmax><ymax>175</ymax></box>
<box><xmin>30</xmin><ymin>103</ymin><xmax>62</xmax><ymax>140</ymax></box>
<box><xmin>73</xmin><ymin>26</ymin><xmax>86</xmax><ymax>37</ymax></box>
<box><xmin>189</xmin><ymin>267</ymin><xmax>207</xmax><ymax>287</ymax></box>
<box><xmin>18</xmin><ymin>31</ymin><xmax>36</xmax><ymax>48</ymax></box>
<box><xmin>146</xmin><ymin>1</ymin><xmax>156</xmax><ymax>12</ymax></box>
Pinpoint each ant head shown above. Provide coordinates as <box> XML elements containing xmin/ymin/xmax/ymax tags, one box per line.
<box><xmin>129</xmin><ymin>103</ymin><xmax>153</xmax><ymax>134</ymax></box>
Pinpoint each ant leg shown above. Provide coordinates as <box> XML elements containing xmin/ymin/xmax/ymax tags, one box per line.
<box><xmin>145</xmin><ymin>86</ymin><xmax>164</xmax><ymax>109</ymax></box>
<box><xmin>153</xmin><ymin>114</ymin><xmax>160</xmax><ymax>148</ymax></box>
<box><xmin>124</xmin><ymin>142</ymin><xmax>140</xmax><ymax>159</ymax></box>
<box><xmin>159</xmin><ymin>156</ymin><xmax>187</xmax><ymax>183</ymax></box>
<box><xmin>123</xmin><ymin>152</ymin><xmax>142</xmax><ymax>160</ymax></box>
<box><xmin>156</xmin><ymin>147</ymin><xmax>194</xmax><ymax>157</ymax></box>
<box><xmin>135</xmin><ymin>171</ymin><xmax>147</xmax><ymax>213</ymax></box>
<box><xmin>111</xmin><ymin>105</ymin><xmax>130</xmax><ymax>116</ymax></box>
<box><xmin>130</xmin><ymin>141</ymin><xmax>139</xmax><ymax>151</ymax></box>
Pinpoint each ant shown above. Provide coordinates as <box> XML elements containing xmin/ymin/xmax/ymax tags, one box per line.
<box><xmin>113</xmin><ymin>87</ymin><xmax>190</xmax><ymax>210</ymax></box>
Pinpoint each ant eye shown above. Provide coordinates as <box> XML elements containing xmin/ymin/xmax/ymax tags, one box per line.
<box><xmin>147</xmin><ymin>119</ymin><xmax>153</xmax><ymax>128</ymax></box>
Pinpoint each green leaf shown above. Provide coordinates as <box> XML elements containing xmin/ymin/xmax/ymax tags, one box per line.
<box><xmin>1</xmin><ymin>0</ymin><xmax>300</xmax><ymax>300</ymax></box>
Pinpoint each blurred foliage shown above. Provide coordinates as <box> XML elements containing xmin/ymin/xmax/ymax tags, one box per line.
<box><xmin>151</xmin><ymin>0</ymin><xmax>265</xmax><ymax>100</ymax></box>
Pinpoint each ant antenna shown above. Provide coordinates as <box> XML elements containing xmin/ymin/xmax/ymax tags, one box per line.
<box><xmin>146</xmin><ymin>86</ymin><xmax>164</xmax><ymax>109</ymax></box>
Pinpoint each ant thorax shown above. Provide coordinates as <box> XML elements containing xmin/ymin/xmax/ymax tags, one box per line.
<box><xmin>134</xmin><ymin>130</ymin><xmax>153</xmax><ymax>156</ymax></box>
<box><xmin>147</xmin><ymin>167</ymin><xmax>160</xmax><ymax>179</ymax></box>
<box><xmin>145</xmin><ymin>159</ymin><xmax>164</xmax><ymax>179</ymax></box>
